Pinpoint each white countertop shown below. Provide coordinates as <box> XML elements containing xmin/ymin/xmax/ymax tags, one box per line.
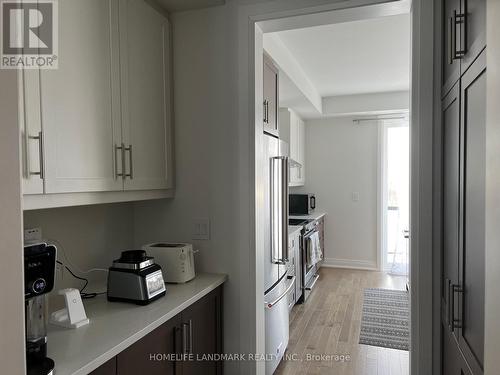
<box><xmin>289</xmin><ymin>212</ymin><xmax>326</xmax><ymax>221</ymax></box>
<box><xmin>289</xmin><ymin>225</ymin><xmax>302</xmax><ymax>237</ymax></box>
<box><xmin>47</xmin><ymin>273</ymin><xmax>227</xmax><ymax>375</ymax></box>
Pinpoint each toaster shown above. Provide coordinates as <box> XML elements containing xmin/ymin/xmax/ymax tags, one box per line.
<box><xmin>142</xmin><ymin>243</ymin><xmax>196</xmax><ymax>283</ymax></box>
<box><xmin>107</xmin><ymin>250</ymin><xmax>166</xmax><ymax>305</ymax></box>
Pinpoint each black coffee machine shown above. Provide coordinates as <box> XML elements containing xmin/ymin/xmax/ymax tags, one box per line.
<box><xmin>24</xmin><ymin>243</ymin><xmax>57</xmax><ymax>375</ymax></box>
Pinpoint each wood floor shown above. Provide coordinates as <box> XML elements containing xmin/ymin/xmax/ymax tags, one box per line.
<box><xmin>275</xmin><ymin>268</ymin><xmax>409</xmax><ymax>375</ymax></box>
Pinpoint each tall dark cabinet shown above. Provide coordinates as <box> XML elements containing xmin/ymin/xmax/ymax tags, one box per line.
<box><xmin>440</xmin><ymin>0</ymin><xmax>486</xmax><ymax>374</ymax></box>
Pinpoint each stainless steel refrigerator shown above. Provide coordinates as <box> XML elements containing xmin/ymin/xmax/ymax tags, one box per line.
<box><xmin>263</xmin><ymin>134</ymin><xmax>295</xmax><ymax>374</ymax></box>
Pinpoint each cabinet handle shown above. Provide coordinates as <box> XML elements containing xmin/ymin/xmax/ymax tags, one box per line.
<box><xmin>124</xmin><ymin>144</ymin><xmax>133</xmax><ymax>179</ymax></box>
<box><xmin>182</xmin><ymin>322</ymin><xmax>189</xmax><ymax>354</ymax></box>
<box><xmin>181</xmin><ymin>320</ymin><xmax>193</xmax><ymax>354</ymax></box>
<box><xmin>450</xmin><ymin>283</ymin><xmax>463</xmax><ymax>331</ymax></box>
<box><xmin>448</xmin><ymin>17</ymin><xmax>454</xmax><ymax>65</ymax></box>
<box><xmin>452</xmin><ymin>9</ymin><xmax>466</xmax><ymax>59</ymax></box>
<box><xmin>114</xmin><ymin>144</ymin><xmax>124</xmax><ymax>179</ymax></box>
<box><xmin>188</xmin><ymin>319</ymin><xmax>193</xmax><ymax>354</ymax></box>
<box><xmin>263</xmin><ymin>100</ymin><xmax>267</xmax><ymax>123</ymax></box>
<box><xmin>28</xmin><ymin>131</ymin><xmax>44</xmax><ymax>180</ymax></box>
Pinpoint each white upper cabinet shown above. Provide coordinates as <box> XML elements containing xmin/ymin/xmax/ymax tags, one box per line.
<box><xmin>20</xmin><ymin>0</ymin><xmax>174</xmax><ymax>208</ymax></box>
<box><xmin>279</xmin><ymin>108</ymin><xmax>305</xmax><ymax>186</ymax></box>
<box><xmin>119</xmin><ymin>0</ymin><xmax>173</xmax><ymax>191</ymax></box>
<box><xmin>40</xmin><ymin>0</ymin><xmax>123</xmax><ymax>194</ymax></box>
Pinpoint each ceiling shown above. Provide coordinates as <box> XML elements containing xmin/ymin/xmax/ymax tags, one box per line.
<box><xmin>155</xmin><ymin>0</ymin><xmax>224</xmax><ymax>12</ymax></box>
<box><xmin>271</xmin><ymin>13</ymin><xmax>410</xmax><ymax>98</ymax></box>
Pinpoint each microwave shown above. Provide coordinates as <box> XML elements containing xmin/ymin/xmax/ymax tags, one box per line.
<box><xmin>289</xmin><ymin>194</ymin><xmax>316</xmax><ymax>215</ymax></box>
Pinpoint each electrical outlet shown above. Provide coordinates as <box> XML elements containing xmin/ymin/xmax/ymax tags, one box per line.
<box><xmin>24</xmin><ymin>227</ymin><xmax>43</xmax><ymax>243</ymax></box>
<box><xmin>193</xmin><ymin>218</ymin><xmax>210</xmax><ymax>240</ymax></box>
<box><xmin>352</xmin><ymin>192</ymin><xmax>360</xmax><ymax>202</ymax></box>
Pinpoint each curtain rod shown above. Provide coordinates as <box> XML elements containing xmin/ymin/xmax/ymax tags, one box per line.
<box><xmin>352</xmin><ymin>115</ymin><xmax>408</xmax><ymax>123</ymax></box>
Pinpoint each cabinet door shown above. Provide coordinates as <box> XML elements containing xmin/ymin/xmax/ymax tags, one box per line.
<box><xmin>442</xmin><ymin>0</ymin><xmax>461</xmax><ymax>96</ymax></box>
<box><xmin>119</xmin><ymin>0</ymin><xmax>173</xmax><ymax>191</ymax></box>
<box><xmin>40</xmin><ymin>0</ymin><xmax>123</xmax><ymax>193</ymax></box>
<box><xmin>263</xmin><ymin>55</ymin><xmax>279</xmax><ymax>137</ymax></box>
<box><xmin>460</xmin><ymin>0</ymin><xmax>486</xmax><ymax>73</ymax></box>
<box><xmin>90</xmin><ymin>358</ymin><xmax>116</xmax><ymax>375</ymax></box>
<box><xmin>117</xmin><ymin>314</ymin><xmax>181</xmax><ymax>375</ymax></box>
<box><xmin>441</xmin><ymin>82</ymin><xmax>460</xmax><ymax>330</ymax></box>
<box><xmin>457</xmin><ymin>49</ymin><xmax>485</xmax><ymax>375</ymax></box>
<box><xmin>20</xmin><ymin>69</ymin><xmax>44</xmax><ymax>195</ymax></box>
<box><xmin>181</xmin><ymin>288</ymin><xmax>222</xmax><ymax>375</ymax></box>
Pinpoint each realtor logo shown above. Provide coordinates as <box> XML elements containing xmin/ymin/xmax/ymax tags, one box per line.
<box><xmin>1</xmin><ymin>0</ymin><xmax>58</xmax><ymax>69</ymax></box>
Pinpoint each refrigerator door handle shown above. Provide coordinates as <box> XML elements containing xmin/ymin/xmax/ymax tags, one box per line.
<box><xmin>281</xmin><ymin>157</ymin><xmax>289</xmax><ymax>262</ymax></box>
<box><xmin>264</xmin><ymin>276</ymin><xmax>296</xmax><ymax>309</ymax></box>
<box><xmin>271</xmin><ymin>156</ymin><xmax>289</xmax><ymax>264</ymax></box>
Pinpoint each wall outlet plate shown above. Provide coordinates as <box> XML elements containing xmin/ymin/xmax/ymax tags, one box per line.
<box><xmin>24</xmin><ymin>227</ymin><xmax>43</xmax><ymax>243</ymax></box>
<box><xmin>193</xmin><ymin>218</ymin><xmax>210</xmax><ymax>240</ymax></box>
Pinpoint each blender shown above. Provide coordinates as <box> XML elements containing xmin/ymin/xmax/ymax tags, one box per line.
<box><xmin>24</xmin><ymin>242</ymin><xmax>57</xmax><ymax>375</ymax></box>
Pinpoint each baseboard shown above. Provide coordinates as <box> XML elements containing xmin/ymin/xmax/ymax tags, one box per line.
<box><xmin>321</xmin><ymin>258</ymin><xmax>378</xmax><ymax>271</ymax></box>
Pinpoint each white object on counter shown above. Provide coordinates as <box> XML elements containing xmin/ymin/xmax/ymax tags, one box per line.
<box><xmin>142</xmin><ymin>242</ymin><xmax>196</xmax><ymax>283</ymax></box>
<box><xmin>50</xmin><ymin>288</ymin><xmax>89</xmax><ymax>329</ymax></box>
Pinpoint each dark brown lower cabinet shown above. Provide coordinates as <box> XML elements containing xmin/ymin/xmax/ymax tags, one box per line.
<box><xmin>90</xmin><ymin>287</ymin><xmax>223</xmax><ymax>375</ymax></box>
<box><xmin>90</xmin><ymin>358</ymin><xmax>117</xmax><ymax>375</ymax></box>
<box><xmin>441</xmin><ymin>49</ymin><xmax>485</xmax><ymax>375</ymax></box>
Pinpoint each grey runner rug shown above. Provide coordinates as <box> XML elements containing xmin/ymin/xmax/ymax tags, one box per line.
<box><xmin>359</xmin><ymin>288</ymin><xmax>409</xmax><ymax>351</ymax></box>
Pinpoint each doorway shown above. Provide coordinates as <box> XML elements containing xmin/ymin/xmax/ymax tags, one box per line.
<box><xmin>248</xmin><ymin>0</ymin><xmax>436</xmax><ymax>374</ymax></box>
<box><xmin>381</xmin><ymin>118</ymin><xmax>410</xmax><ymax>276</ymax></box>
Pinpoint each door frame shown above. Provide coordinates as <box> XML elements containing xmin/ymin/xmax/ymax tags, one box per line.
<box><xmin>242</xmin><ymin>0</ymin><xmax>437</xmax><ymax>374</ymax></box>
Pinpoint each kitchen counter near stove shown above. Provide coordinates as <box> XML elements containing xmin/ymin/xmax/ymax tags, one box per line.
<box><xmin>289</xmin><ymin>212</ymin><xmax>326</xmax><ymax>222</ymax></box>
<box><xmin>47</xmin><ymin>273</ymin><xmax>227</xmax><ymax>375</ymax></box>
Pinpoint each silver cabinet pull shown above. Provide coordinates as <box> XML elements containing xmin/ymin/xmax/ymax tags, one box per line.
<box><xmin>181</xmin><ymin>320</ymin><xmax>193</xmax><ymax>354</ymax></box>
<box><xmin>182</xmin><ymin>322</ymin><xmax>189</xmax><ymax>354</ymax></box>
<box><xmin>188</xmin><ymin>319</ymin><xmax>193</xmax><ymax>354</ymax></box>
<box><xmin>28</xmin><ymin>131</ymin><xmax>44</xmax><ymax>180</ymax></box>
<box><xmin>114</xmin><ymin>144</ymin><xmax>124</xmax><ymax>179</ymax></box>
<box><xmin>124</xmin><ymin>144</ymin><xmax>133</xmax><ymax>179</ymax></box>
<box><xmin>452</xmin><ymin>9</ymin><xmax>466</xmax><ymax>59</ymax></box>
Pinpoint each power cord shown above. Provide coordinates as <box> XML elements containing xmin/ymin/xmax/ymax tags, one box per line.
<box><xmin>56</xmin><ymin>260</ymin><xmax>107</xmax><ymax>299</ymax></box>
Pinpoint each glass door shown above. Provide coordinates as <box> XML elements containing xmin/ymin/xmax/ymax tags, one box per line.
<box><xmin>381</xmin><ymin>120</ymin><xmax>410</xmax><ymax>275</ymax></box>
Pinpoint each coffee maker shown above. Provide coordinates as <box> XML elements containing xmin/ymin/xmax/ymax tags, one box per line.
<box><xmin>24</xmin><ymin>243</ymin><xmax>57</xmax><ymax>375</ymax></box>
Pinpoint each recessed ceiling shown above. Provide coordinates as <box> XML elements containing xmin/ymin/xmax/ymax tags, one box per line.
<box><xmin>270</xmin><ymin>14</ymin><xmax>410</xmax><ymax>97</ymax></box>
<box><xmin>154</xmin><ymin>0</ymin><xmax>224</xmax><ymax>12</ymax></box>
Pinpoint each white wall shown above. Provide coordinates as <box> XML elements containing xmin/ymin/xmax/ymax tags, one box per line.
<box><xmin>23</xmin><ymin>203</ymin><xmax>135</xmax><ymax>291</ymax></box>
<box><xmin>133</xmin><ymin>4</ymin><xmax>242</xmax><ymax>373</ymax></box>
<box><xmin>293</xmin><ymin>116</ymin><xmax>379</xmax><ymax>270</ymax></box>
<box><xmin>484</xmin><ymin>0</ymin><xmax>500</xmax><ymax>372</ymax></box>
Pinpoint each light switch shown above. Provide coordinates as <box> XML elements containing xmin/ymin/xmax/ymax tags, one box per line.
<box><xmin>352</xmin><ymin>192</ymin><xmax>360</xmax><ymax>202</ymax></box>
<box><xmin>193</xmin><ymin>218</ymin><xmax>210</xmax><ymax>240</ymax></box>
